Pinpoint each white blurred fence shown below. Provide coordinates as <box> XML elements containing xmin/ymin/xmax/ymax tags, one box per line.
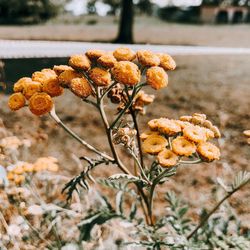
<box><xmin>1</xmin><ymin>40</ymin><xmax>250</xmax><ymax>59</ymax></box>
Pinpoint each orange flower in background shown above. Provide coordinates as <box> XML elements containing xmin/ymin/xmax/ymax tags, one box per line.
<box><xmin>112</xmin><ymin>61</ymin><xmax>141</xmax><ymax>86</ymax></box>
<box><xmin>70</xmin><ymin>77</ymin><xmax>93</xmax><ymax>98</ymax></box>
<box><xmin>69</xmin><ymin>54</ymin><xmax>91</xmax><ymax>71</ymax></box>
<box><xmin>113</xmin><ymin>47</ymin><xmax>136</xmax><ymax>61</ymax></box>
<box><xmin>137</xmin><ymin>50</ymin><xmax>160</xmax><ymax>67</ymax></box>
<box><xmin>89</xmin><ymin>67</ymin><xmax>111</xmax><ymax>86</ymax></box>
<box><xmin>146</xmin><ymin>66</ymin><xmax>168</xmax><ymax>90</ymax></box>
<box><xmin>29</xmin><ymin>92</ymin><xmax>53</xmax><ymax>116</ymax></box>
<box><xmin>8</xmin><ymin>93</ymin><xmax>26</xmax><ymax>111</ymax></box>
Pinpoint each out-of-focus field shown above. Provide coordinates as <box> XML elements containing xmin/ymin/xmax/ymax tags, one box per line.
<box><xmin>0</xmin><ymin>16</ymin><xmax>250</xmax><ymax>47</ymax></box>
<box><xmin>0</xmin><ymin>54</ymin><xmax>249</xmax><ymax>224</ymax></box>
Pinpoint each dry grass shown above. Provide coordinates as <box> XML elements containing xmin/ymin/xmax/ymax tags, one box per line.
<box><xmin>0</xmin><ymin>16</ymin><xmax>250</xmax><ymax>47</ymax></box>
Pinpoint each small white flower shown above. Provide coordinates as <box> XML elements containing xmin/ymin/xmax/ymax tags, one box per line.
<box><xmin>27</xmin><ymin>205</ymin><xmax>44</xmax><ymax>215</ymax></box>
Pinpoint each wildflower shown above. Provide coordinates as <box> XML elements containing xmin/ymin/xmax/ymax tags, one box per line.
<box><xmin>29</xmin><ymin>92</ymin><xmax>53</xmax><ymax>116</ymax></box>
<box><xmin>23</xmin><ymin>81</ymin><xmax>42</xmax><ymax>99</ymax></box>
<box><xmin>146</xmin><ymin>66</ymin><xmax>168</xmax><ymax>90</ymax></box>
<box><xmin>42</xmin><ymin>78</ymin><xmax>64</xmax><ymax>97</ymax></box>
<box><xmin>132</xmin><ymin>91</ymin><xmax>155</xmax><ymax>114</ymax></box>
<box><xmin>86</xmin><ymin>49</ymin><xmax>105</xmax><ymax>60</ymax></box>
<box><xmin>70</xmin><ymin>77</ymin><xmax>92</xmax><ymax>98</ymax></box>
<box><xmin>89</xmin><ymin>67</ymin><xmax>111</xmax><ymax>86</ymax></box>
<box><xmin>32</xmin><ymin>71</ymin><xmax>56</xmax><ymax>84</ymax></box>
<box><xmin>13</xmin><ymin>165</ymin><xmax>24</xmax><ymax>175</ymax></box>
<box><xmin>157</xmin><ymin>149</ymin><xmax>178</xmax><ymax>167</ymax></box>
<box><xmin>22</xmin><ymin>163</ymin><xmax>34</xmax><ymax>173</ymax></box>
<box><xmin>33</xmin><ymin>156</ymin><xmax>59</xmax><ymax>172</ymax></box>
<box><xmin>112</xmin><ymin>61</ymin><xmax>141</xmax><ymax>86</ymax></box>
<box><xmin>137</xmin><ymin>50</ymin><xmax>160</xmax><ymax>66</ymax></box>
<box><xmin>180</xmin><ymin>115</ymin><xmax>192</xmax><ymax>122</ymax></box>
<box><xmin>191</xmin><ymin>113</ymin><xmax>206</xmax><ymax>125</ymax></box>
<box><xmin>172</xmin><ymin>136</ymin><xmax>196</xmax><ymax>157</ymax></box>
<box><xmin>8</xmin><ymin>93</ymin><xmax>26</xmax><ymax>111</ymax></box>
<box><xmin>158</xmin><ymin>119</ymin><xmax>182</xmax><ymax>136</ymax></box>
<box><xmin>210</xmin><ymin>125</ymin><xmax>221</xmax><ymax>138</ymax></box>
<box><xmin>113</xmin><ymin>47</ymin><xmax>136</xmax><ymax>61</ymax></box>
<box><xmin>69</xmin><ymin>54</ymin><xmax>91</xmax><ymax>71</ymax></box>
<box><xmin>58</xmin><ymin>69</ymin><xmax>82</xmax><ymax>87</ymax></box>
<box><xmin>183</xmin><ymin>125</ymin><xmax>207</xmax><ymax>143</ymax></box>
<box><xmin>0</xmin><ymin>136</ymin><xmax>22</xmax><ymax>150</ymax></box>
<box><xmin>142</xmin><ymin>135</ymin><xmax>168</xmax><ymax>155</ymax></box>
<box><xmin>41</xmin><ymin>68</ymin><xmax>57</xmax><ymax>78</ymax></box>
<box><xmin>140</xmin><ymin>130</ymin><xmax>160</xmax><ymax>141</ymax></box>
<box><xmin>148</xmin><ymin>118</ymin><xmax>161</xmax><ymax>131</ymax></box>
<box><xmin>97</xmin><ymin>53</ymin><xmax>117</xmax><ymax>68</ymax></box>
<box><xmin>13</xmin><ymin>77</ymin><xmax>32</xmax><ymax>92</ymax></box>
<box><xmin>53</xmin><ymin>65</ymin><xmax>73</xmax><ymax>75</ymax></box>
<box><xmin>157</xmin><ymin>53</ymin><xmax>176</xmax><ymax>71</ymax></box>
<box><xmin>197</xmin><ymin>142</ymin><xmax>220</xmax><ymax>162</ymax></box>
<box><xmin>203</xmin><ymin>120</ymin><xmax>213</xmax><ymax>129</ymax></box>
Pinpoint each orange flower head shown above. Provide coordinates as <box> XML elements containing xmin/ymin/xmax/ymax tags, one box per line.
<box><xmin>113</xmin><ymin>47</ymin><xmax>136</xmax><ymax>61</ymax></box>
<box><xmin>89</xmin><ymin>67</ymin><xmax>111</xmax><ymax>86</ymax></box>
<box><xmin>183</xmin><ymin>125</ymin><xmax>207</xmax><ymax>143</ymax></box>
<box><xmin>157</xmin><ymin>53</ymin><xmax>176</xmax><ymax>71</ymax></box>
<box><xmin>112</xmin><ymin>61</ymin><xmax>141</xmax><ymax>86</ymax></box>
<box><xmin>146</xmin><ymin>66</ymin><xmax>168</xmax><ymax>90</ymax></box>
<box><xmin>23</xmin><ymin>81</ymin><xmax>42</xmax><ymax>99</ymax></box>
<box><xmin>53</xmin><ymin>65</ymin><xmax>73</xmax><ymax>75</ymax></box>
<box><xmin>137</xmin><ymin>50</ymin><xmax>160</xmax><ymax>67</ymax></box>
<box><xmin>70</xmin><ymin>77</ymin><xmax>92</xmax><ymax>98</ymax></box>
<box><xmin>13</xmin><ymin>77</ymin><xmax>32</xmax><ymax>92</ymax></box>
<box><xmin>172</xmin><ymin>136</ymin><xmax>196</xmax><ymax>157</ymax></box>
<box><xmin>197</xmin><ymin>142</ymin><xmax>220</xmax><ymax>162</ymax></box>
<box><xmin>142</xmin><ymin>135</ymin><xmax>168</xmax><ymax>155</ymax></box>
<box><xmin>97</xmin><ymin>53</ymin><xmax>117</xmax><ymax>68</ymax></box>
<box><xmin>29</xmin><ymin>92</ymin><xmax>53</xmax><ymax>116</ymax></box>
<box><xmin>157</xmin><ymin>149</ymin><xmax>178</xmax><ymax>168</ymax></box>
<box><xmin>158</xmin><ymin>119</ymin><xmax>182</xmax><ymax>136</ymax></box>
<box><xmin>42</xmin><ymin>78</ymin><xmax>64</xmax><ymax>97</ymax></box>
<box><xmin>69</xmin><ymin>54</ymin><xmax>91</xmax><ymax>71</ymax></box>
<box><xmin>58</xmin><ymin>69</ymin><xmax>83</xmax><ymax>87</ymax></box>
<box><xmin>8</xmin><ymin>93</ymin><xmax>26</xmax><ymax>111</ymax></box>
<box><xmin>86</xmin><ymin>49</ymin><xmax>105</xmax><ymax>60</ymax></box>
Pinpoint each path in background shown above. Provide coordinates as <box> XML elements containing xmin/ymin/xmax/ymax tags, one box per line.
<box><xmin>1</xmin><ymin>40</ymin><xmax>250</xmax><ymax>59</ymax></box>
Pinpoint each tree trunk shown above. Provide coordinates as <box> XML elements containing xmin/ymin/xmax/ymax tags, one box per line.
<box><xmin>114</xmin><ymin>0</ymin><xmax>134</xmax><ymax>44</ymax></box>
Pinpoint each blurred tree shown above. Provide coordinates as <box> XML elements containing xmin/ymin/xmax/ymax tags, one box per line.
<box><xmin>114</xmin><ymin>0</ymin><xmax>134</xmax><ymax>44</ymax></box>
<box><xmin>103</xmin><ymin>0</ymin><xmax>120</xmax><ymax>15</ymax></box>
<box><xmin>87</xmin><ymin>0</ymin><xmax>97</xmax><ymax>14</ymax></box>
<box><xmin>136</xmin><ymin>0</ymin><xmax>152</xmax><ymax>15</ymax></box>
<box><xmin>0</xmin><ymin>0</ymin><xmax>66</xmax><ymax>24</ymax></box>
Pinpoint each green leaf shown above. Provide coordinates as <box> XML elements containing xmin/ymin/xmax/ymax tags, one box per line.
<box><xmin>108</xmin><ymin>173</ymin><xmax>147</xmax><ymax>184</ymax></box>
<box><xmin>115</xmin><ymin>191</ymin><xmax>124</xmax><ymax>215</ymax></box>
<box><xmin>129</xmin><ymin>201</ymin><xmax>137</xmax><ymax>220</ymax></box>
<box><xmin>178</xmin><ymin>207</ymin><xmax>188</xmax><ymax>218</ymax></box>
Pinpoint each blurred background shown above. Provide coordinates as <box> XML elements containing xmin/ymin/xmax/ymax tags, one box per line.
<box><xmin>0</xmin><ymin>0</ymin><xmax>249</xmax><ymax>223</ymax></box>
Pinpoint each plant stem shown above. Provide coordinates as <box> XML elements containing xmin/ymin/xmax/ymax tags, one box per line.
<box><xmin>187</xmin><ymin>180</ymin><xmax>249</xmax><ymax>240</ymax></box>
<box><xmin>97</xmin><ymin>88</ymin><xmax>132</xmax><ymax>175</ymax></box>
<box><xmin>49</xmin><ymin>107</ymin><xmax>114</xmax><ymax>162</ymax></box>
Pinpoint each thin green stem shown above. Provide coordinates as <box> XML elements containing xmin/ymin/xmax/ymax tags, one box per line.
<box><xmin>100</xmin><ymin>81</ymin><xmax>117</xmax><ymax>101</ymax></box>
<box><xmin>187</xmin><ymin>180</ymin><xmax>249</xmax><ymax>240</ymax></box>
<box><xmin>49</xmin><ymin>107</ymin><xmax>114</xmax><ymax>162</ymax></box>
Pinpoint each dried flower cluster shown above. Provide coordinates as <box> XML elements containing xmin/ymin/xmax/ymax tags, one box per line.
<box><xmin>8</xmin><ymin>48</ymin><xmax>176</xmax><ymax>116</ymax></box>
<box><xmin>141</xmin><ymin>113</ymin><xmax>221</xmax><ymax>167</ymax></box>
